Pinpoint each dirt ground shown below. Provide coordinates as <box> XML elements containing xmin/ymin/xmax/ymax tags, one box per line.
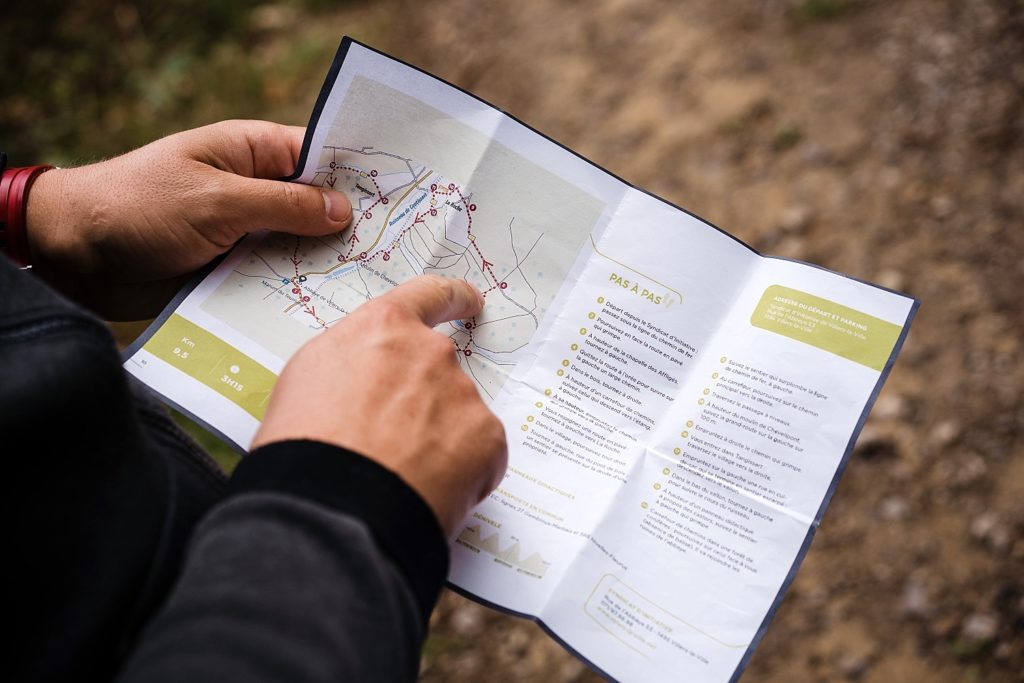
<box><xmin>8</xmin><ymin>0</ymin><xmax>1021</xmax><ymax>680</ymax></box>
<box><xmin>351</xmin><ymin>1</ymin><xmax>1022</xmax><ymax>681</ymax></box>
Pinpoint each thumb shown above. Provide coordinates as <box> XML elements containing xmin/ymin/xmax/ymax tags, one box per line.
<box><xmin>218</xmin><ymin>173</ymin><xmax>352</xmax><ymax>236</ymax></box>
<box><xmin>381</xmin><ymin>275</ymin><xmax>485</xmax><ymax>328</ymax></box>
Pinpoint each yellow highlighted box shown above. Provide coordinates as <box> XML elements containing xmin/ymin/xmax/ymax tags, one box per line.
<box><xmin>751</xmin><ymin>285</ymin><xmax>902</xmax><ymax>371</ymax></box>
<box><xmin>144</xmin><ymin>314</ymin><xmax>276</xmax><ymax>420</ymax></box>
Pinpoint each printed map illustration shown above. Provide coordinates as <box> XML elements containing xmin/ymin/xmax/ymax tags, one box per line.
<box><xmin>200</xmin><ymin>75</ymin><xmax>605</xmax><ymax>400</ymax></box>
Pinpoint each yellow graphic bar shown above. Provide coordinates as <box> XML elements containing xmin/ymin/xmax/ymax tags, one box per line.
<box><xmin>144</xmin><ymin>314</ymin><xmax>277</xmax><ymax>420</ymax></box>
<box><xmin>751</xmin><ymin>285</ymin><xmax>902</xmax><ymax>371</ymax></box>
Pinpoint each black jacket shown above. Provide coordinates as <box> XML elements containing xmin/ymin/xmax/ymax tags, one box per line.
<box><xmin>3</xmin><ymin>254</ymin><xmax>448</xmax><ymax>681</ymax></box>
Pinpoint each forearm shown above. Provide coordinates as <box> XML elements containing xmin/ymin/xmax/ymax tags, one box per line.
<box><xmin>117</xmin><ymin>441</ymin><xmax>449</xmax><ymax>683</ymax></box>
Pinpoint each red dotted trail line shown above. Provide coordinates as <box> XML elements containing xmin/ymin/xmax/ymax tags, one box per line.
<box><xmin>290</xmin><ymin>167</ymin><xmax>505</xmax><ymax>355</ymax></box>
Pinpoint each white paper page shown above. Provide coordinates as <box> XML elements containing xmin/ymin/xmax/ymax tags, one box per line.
<box><xmin>538</xmin><ymin>256</ymin><xmax>915</xmax><ymax>682</ymax></box>
<box><xmin>451</xmin><ymin>185</ymin><xmax>759</xmax><ymax>614</ymax></box>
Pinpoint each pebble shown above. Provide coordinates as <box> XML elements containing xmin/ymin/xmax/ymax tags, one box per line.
<box><xmin>450</xmin><ymin>605</ymin><xmax>483</xmax><ymax>635</ymax></box>
<box><xmin>969</xmin><ymin>512</ymin><xmax>1011</xmax><ymax>551</ymax></box>
<box><xmin>836</xmin><ymin>652</ymin><xmax>870</xmax><ymax>679</ymax></box>
<box><xmin>873</xmin><ymin>393</ymin><xmax>906</xmax><ymax>420</ymax></box>
<box><xmin>960</xmin><ymin>613</ymin><xmax>999</xmax><ymax>643</ymax></box>
<box><xmin>952</xmin><ymin>452</ymin><xmax>988</xmax><ymax>486</ymax></box>
<box><xmin>969</xmin><ymin>512</ymin><xmax>998</xmax><ymax>540</ymax></box>
<box><xmin>779</xmin><ymin>205</ymin><xmax>813</xmax><ymax>233</ymax></box>
<box><xmin>879</xmin><ymin>496</ymin><xmax>909</xmax><ymax>520</ymax></box>
<box><xmin>901</xmin><ymin>579</ymin><xmax>931</xmax><ymax>617</ymax></box>
<box><xmin>930</xmin><ymin>194</ymin><xmax>955</xmax><ymax>218</ymax></box>
<box><xmin>930</xmin><ymin>420</ymin><xmax>961</xmax><ymax>447</ymax></box>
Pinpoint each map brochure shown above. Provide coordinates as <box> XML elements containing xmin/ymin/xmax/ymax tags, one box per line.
<box><xmin>123</xmin><ymin>38</ymin><xmax>918</xmax><ymax>683</ymax></box>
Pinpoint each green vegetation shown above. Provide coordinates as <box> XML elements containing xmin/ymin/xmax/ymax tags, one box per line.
<box><xmin>1</xmin><ymin>1</ymin><xmax>377</xmax><ymax>164</ymax></box>
<box><xmin>772</xmin><ymin>124</ymin><xmax>803</xmax><ymax>151</ymax></box>
<box><xmin>792</xmin><ymin>0</ymin><xmax>848</xmax><ymax>22</ymax></box>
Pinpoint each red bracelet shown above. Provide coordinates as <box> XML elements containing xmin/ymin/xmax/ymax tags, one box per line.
<box><xmin>1</xmin><ymin>164</ymin><xmax>55</xmax><ymax>268</ymax></box>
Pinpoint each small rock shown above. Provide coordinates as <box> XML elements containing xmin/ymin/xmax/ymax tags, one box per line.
<box><xmin>558</xmin><ymin>659</ymin><xmax>587</xmax><ymax>678</ymax></box>
<box><xmin>836</xmin><ymin>652</ymin><xmax>870</xmax><ymax>679</ymax></box>
<box><xmin>969</xmin><ymin>512</ymin><xmax>1011</xmax><ymax>551</ymax></box>
<box><xmin>873</xmin><ymin>393</ymin><xmax>905</xmax><ymax>420</ymax></box>
<box><xmin>960</xmin><ymin>613</ymin><xmax>999</xmax><ymax>643</ymax></box>
<box><xmin>450</xmin><ymin>605</ymin><xmax>483</xmax><ymax>635</ymax></box>
<box><xmin>970</xmin><ymin>512</ymin><xmax>998</xmax><ymax>541</ymax></box>
<box><xmin>930</xmin><ymin>420</ymin><xmax>961</xmax><ymax>447</ymax></box>
<box><xmin>953</xmin><ymin>452</ymin><xmax>987</xmax><ymax>486</ymax></box>
<box><xmin>901</xmin><ymin>579</ymin><xmax>930</xmax><ymax>617</ymax></box>
<box><xmin>879</xmin><ymin>496</ymin><xmax>909</xmax><ymax>520</ymax></box>
<box><xmin>930</xmin><ymin>194</ymin><xmax>955</xmax><ymax>218</ymax></box>
<box><xmin>778</xmin><ymin>205</ymin><xmax>814</xmax><ymax>233</ymax></box>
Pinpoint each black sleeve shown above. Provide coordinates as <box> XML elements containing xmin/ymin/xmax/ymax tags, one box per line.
<box><xmin>116</xmin><ymin>440</ymin><xmax>450</xmax><ymax>683</ymax></box>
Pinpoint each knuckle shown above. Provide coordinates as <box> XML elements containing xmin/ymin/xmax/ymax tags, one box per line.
<box><xmin>451</xmin><ymin>367</ymin><xmax>479</xmax><ymax>393</ymax></box>
<box><xmin>422</xmin><ymin>331</ymin><xmax>457</xmax><ymax>360</ymax></box>
<box><xmin>278</xmin><ymin>181</ymin><xmax>307</xmax><ymax>212</ymax></box>
<box><xmin>191</xmin><ymin>174</ymin><xmax>232</xmax><ymax>225</ymax></box>
<box><xmin>364</xmin><ymin>298</ymin><xmax>408</xmax><ymax>327</ymax></box>
<box><xmin>420</xmin><ymin>273</ymin><xmax>457</xmax><ymax>303</ymax></box>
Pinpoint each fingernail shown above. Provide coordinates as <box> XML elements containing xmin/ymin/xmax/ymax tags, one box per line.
<box><xmin>322</xmin><ymin>190</ymin><xmax>352</xmax><ymax>224</ymax></box>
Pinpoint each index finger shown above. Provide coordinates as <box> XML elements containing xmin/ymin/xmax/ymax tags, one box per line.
<box><xmin>380</xmin><ymin>275</ymin><xmax>485</xmax><ymax>328</ymax></box>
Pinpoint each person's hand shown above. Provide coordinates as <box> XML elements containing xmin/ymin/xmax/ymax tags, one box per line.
<box><xmin>251</xmin><ymin>275</ymin><xmax>509</xmax><ymax>536</ymax></box>
<box><xmin>24</xmin><ymin>120</ymin><xmax>353</xmax><ymax>319</ymax></box>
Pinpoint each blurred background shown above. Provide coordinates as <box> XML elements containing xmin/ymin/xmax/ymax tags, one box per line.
<box><xmin>4</xmin><ymin>0</ymin><xmax>1021</xmax><ymax>680</ymax></box>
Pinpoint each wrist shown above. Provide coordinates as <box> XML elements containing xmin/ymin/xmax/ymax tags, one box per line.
<box><xmin>24</xmin><ymin>168</ymin><xmax>77</xmax><ymax>272</ymax></box>
<box><xmin>1</xmin><ymin>162</ymin><xmax>56</xmax><ymax>267</ymax></box>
